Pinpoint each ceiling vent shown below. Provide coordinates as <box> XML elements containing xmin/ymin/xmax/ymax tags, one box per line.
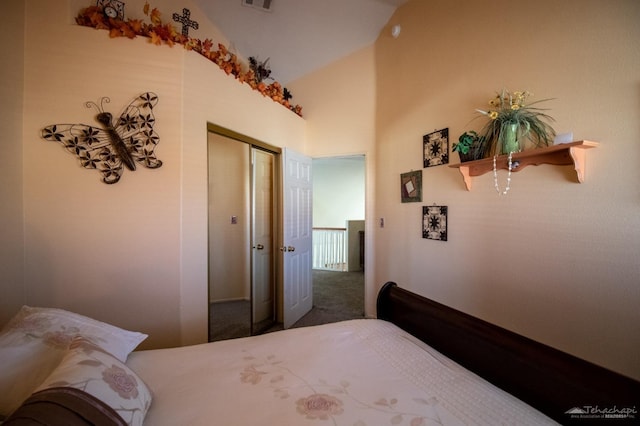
<box><xmin>242</xmin><ymin>0</ymin><xmax>273</xmax><ymax>12</ymax></box>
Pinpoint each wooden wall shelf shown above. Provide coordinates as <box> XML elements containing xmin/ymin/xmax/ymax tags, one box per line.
<box><xmin>449</xmin><ymin>140</ymin><xmax>599</xmax><ymax>191</ymax></box>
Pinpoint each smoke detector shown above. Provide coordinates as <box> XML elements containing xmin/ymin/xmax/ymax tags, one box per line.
<box><xmin>242</xmin><ymin>0</ymin><xmax>273</xmax><ymax>12</ymax></box>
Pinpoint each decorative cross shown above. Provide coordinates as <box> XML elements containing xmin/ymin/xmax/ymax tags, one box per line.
<box><xmin>172</xmin><ymin>8</ymin><xmax>199</xmax><ymax>37</ymax></box>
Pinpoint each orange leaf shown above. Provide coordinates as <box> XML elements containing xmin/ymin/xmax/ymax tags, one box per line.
<box><xmin>202</xmin><ymin>38</ymin><xmax>213</xmax><ymax>53</ymax></box>
<box><xmin>149</xmin><ymin>31</ymin><xmax>163</xmax><ymax>45</ymax></box>
<box><xmin>121</xmin><ymin>24</ymin><xmax>136</xmax><ymax>39</ymax></box>
<box><xmin>128</xmin><ymin>19</ymin><xmax>143</xmax><ymax>34</ymax></box>
<box><xmin>184</xmin><ymin>39</ymin><xmax>196</xmax><ymax>51</ymax></box>
<box><xmin>143</xmin><ymin>2</ymin><xmax>150</xmax><ymax>15</ymax></box>
<box><xmin>168</xmin><ymin>25</ymin><xmax>180</xmax><ymax>39</ymax></box>
<box><xmin>150</xmin><ymin>8</ymin><xmax>162</xmax><ymax>25</ymax></box>
<box><xmin>89</xmin><ymin>9</ymin><xmax>108</xmax><ymax>29</ymax></box>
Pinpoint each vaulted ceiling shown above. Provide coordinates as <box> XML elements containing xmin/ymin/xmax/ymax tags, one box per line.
<box><xmin>192</xmin><ymin>0</ymin><xmax>407</xmax><ymax>84</ymax></box>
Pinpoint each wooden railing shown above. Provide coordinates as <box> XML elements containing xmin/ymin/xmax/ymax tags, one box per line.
<box><xmin>312</xmin><ymin>227</ymin><xmax>347</xmax><ymax>271</ymax></box>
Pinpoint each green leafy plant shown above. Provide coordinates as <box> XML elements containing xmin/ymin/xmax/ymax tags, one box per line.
<box><xmin>475</xmin><ymin>89</ymin><xmax>555</xmax><ymax>156</ymax></box>
<box><xmin>453</xmin><ymin>130</ymin><xmax>485</xmax><ymax>161</ymax></box>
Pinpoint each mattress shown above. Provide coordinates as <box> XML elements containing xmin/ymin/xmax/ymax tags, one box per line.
<box><xmin>126</xmin><ymin>319</ymin><xmax>558</xmax><ymax>425</ymax></box>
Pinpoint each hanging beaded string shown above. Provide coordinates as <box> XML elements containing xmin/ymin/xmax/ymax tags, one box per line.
<box><xmin>493</xmin><ymin>151</ymin><xmax>514</xmax><ymax>195</ymax></box>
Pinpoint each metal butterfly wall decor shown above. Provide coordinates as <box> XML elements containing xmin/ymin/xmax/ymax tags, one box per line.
<box><xmin>41</xmin><ymin>92</ymin><xmax>163</xmax><ymax>184</ymax></box>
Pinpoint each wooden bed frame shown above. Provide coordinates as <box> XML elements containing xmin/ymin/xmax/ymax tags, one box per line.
<box><xmin>377</xmin><ymin>282</ymin><xmax>639</xmax><ymax>425</ymax></box>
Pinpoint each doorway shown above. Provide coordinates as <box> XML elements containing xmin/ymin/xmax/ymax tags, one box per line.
<box><xmin>311</xmin><ymin>155</ymin><xmax>365</xmax><ymax>319</ymax></box>
<box><xmin>207</xmin><ymin>131</ymin><xmax>277</xmax><ymax>341</ymax></box>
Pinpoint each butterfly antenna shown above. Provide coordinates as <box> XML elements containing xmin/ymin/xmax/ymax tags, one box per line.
<box><xmin>85</xmin><ymin>100</ymin><xmax>101</xmax><ymax>113</ymax></box>
<box><xmin>100</xmin><ymin>96</ymin><xmax>111</xmax><ymax>111</ymax></box>
<box><xmin>84</xmin><ymin>97</ymin><xmax>111</xmax><ymax>113</ymax></box>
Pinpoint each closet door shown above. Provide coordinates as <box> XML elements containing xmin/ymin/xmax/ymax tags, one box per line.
<box><xmin>251</xmin><ymin>148</ymin><xmax>275</xmax><ymax>331</ymax></box>
<box><xmin>208</xmin><ymin>133</ymin><xmax>251</xmax><ymax>340</ymax></box>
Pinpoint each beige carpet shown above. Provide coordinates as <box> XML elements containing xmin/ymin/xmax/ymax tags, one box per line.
<box><xmin>288</xmin><ymin>270</ymin><xmax>365</xmax><ymax>329</ymax></box>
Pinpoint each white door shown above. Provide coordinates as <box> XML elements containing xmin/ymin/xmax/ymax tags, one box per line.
<box><xmin>282</xmin><ymin>148</ymin><xmax>313</xmax><ymax>328</ymax></box>
<box><xmin>252</xmin><ymin>148</ymin><xmax>275</xmax><ymax>327</ymax></box>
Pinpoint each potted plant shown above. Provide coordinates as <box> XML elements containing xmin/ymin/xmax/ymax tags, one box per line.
<box><xmin>453</xmin><ymin>131</ymin><xmax>485</xmax><ymax>162</ymax></box>
<box><xmin>475</xmin><ymin>89</ymin><xmax>556</xmax><ymax>156</ymax></box>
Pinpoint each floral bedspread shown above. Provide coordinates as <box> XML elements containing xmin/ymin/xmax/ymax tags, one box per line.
<box><xmin>127</xmin><ymin>319</ymin><xmax>558</xmax><ymax>425</ymax></box>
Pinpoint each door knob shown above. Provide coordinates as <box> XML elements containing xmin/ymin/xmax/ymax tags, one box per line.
<box><xmin>255</xmin><ymin>244</ymin><xmax>264</xmax><ymax>250</ymax></box>
<box><xmin>287</xmin><ymin>246</ymin><xmax>295</xmax><ymax>252</ymax></box>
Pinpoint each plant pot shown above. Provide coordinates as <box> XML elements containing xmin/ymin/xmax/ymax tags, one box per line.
<box><xmin>458</xmin><ymin>152</ymin><xmax>474</xmax><ymax>162</ymax></box>
<box><xmin>501</xmin><ymin>123</ymin><xmax>520</xmax><ymax>154</ymax></box>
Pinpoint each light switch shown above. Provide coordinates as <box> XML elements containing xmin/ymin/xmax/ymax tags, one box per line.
<box><xmin>231</xmin><ymin>216</ymin><xmax>238</xmax><ymax>224</ymax></box>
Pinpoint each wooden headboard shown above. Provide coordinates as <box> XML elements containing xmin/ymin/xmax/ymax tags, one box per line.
<box><xmin>377</xmin><ymin>282</ymin><xmax>639</xmax><ymax>425</ymax></box>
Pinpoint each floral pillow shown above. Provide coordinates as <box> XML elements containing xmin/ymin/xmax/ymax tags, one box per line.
<box><xmin>31</xmin><ymin>337</ymin><xmax>152</xmax><ymax>426</ymax></box>
<box><xmin>0</xmin><ymin>306</ymin><xmax>147</xmax><ymax>418</ymax></box>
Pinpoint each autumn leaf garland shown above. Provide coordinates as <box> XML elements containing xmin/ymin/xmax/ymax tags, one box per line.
<box><xmin>75</xmin><ymin>3</ymin><xmax>303</xmax><ymax>116</ymax></box>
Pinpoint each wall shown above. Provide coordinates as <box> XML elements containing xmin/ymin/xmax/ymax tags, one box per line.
<box><xmin>0</xmin><ymin>0</ymin><xmax>26</xmax><ymax>326</ymax></box>
<box><xmin>373</xmin><ymin>0</ymin><xmax>640</xmax><ymax>380</ymax></box>
<box><xmin>180</xmin><ymin>49</ymin><xmax>305</xmax><ymax>345</ymax></box>
<box><xmin>13</xmin><ymin>0</ymin><xmax>305</xmax><ymax>349</ymax></box>
<box><xmin>312</xmin><ymin>156</ymin><xmax>365</xmax><ymax>228</ymax></box>
<box><xmin>288</xmin><ymin>45</ymin><xmax>377</xmax><ymax>312</ymax></box>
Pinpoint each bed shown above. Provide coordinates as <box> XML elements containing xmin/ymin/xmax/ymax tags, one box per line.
<box><xmin>2</xmin><ymin>282</ymin><xmax>638</xmax><ymax>425</ymax></box>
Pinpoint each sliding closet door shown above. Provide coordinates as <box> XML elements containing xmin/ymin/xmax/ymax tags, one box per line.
<box><xmin>208</xmin><ymin>133</ymin><xmax>251</xmax><ymax>340</ymax></box>
<box><xmin>208</xmin><ymin>129</ymin><xmax>279</xmax><ymax>340</ymax></box>
<box><xmin>251</xmin><ymin>148</ymin><xmax>275</xmax><ymax>332</ymax></box>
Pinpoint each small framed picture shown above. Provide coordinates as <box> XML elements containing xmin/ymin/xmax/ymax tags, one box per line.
<box><xmin>400</xmin><ymin>170</ymin><xmax>422</xmax><ymax>203</ymax></box>
<box><xmin>423</xmin><ymin>205</ymin><xmax>448</xmax><ymax>241</ymax></box>
<box><xmin>423</xmin><ymin>128</ymin><xmax>449</xmax><ymax>167</ymax></box>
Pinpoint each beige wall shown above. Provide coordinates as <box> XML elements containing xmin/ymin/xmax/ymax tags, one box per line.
<box><xmin>372</xmin><ymin>0</ymin><xmax>640</xmax><ymax>379</ymax></box>
<box><xmin>179</xmin><ymin>49</ymin><xmax>305</xmax><ymax>345</ymax></box>
<box><xmin>6</xmin><ymin>0</ymin><xmax>305</xmax><ymax>349</ymax></box>
<box><xmin>289</xmin><ymin>45</ymin><xmax>376</xmax><ymax>159</ymax></box>
<box><xmin>288</xmin><ymin>45</ymin><xmax>378</xmax><ymax>313</ymax></box>
<box><xmin>0</xmin><ymin>0</ymin><xmax>26</xmax><ymax>326</ymax></box>
<box><xmin>312</xmin><ymin>157</ymin><xmax>365</xmax><ymax>228</ymax></box>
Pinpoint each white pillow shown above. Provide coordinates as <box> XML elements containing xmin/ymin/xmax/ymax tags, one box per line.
<box><xmin>32</xmin><ymin>337</ymin><xmax>152</xmax><ymax>426</ymax></box>
<box><xmin>0</xmin><ymin>306</ymin><xmax>147</xmax><ymax>418</ymax></box>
